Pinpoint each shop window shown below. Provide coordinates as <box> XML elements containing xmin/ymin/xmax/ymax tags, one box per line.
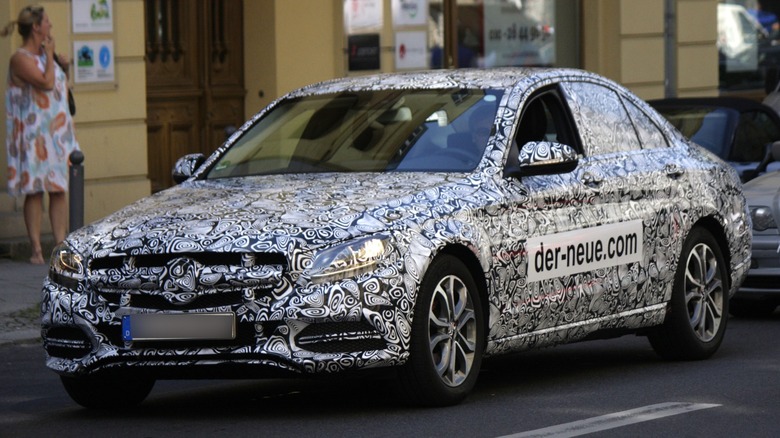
<box><xmin>428</xmin><ymin>0</ymin><xmax>579</xmax><ymax>69</ymax></box>
<box><xmin>719</xmin><ymin>0</ymin><xmax>780</xmax><ymax>92</ymax></box>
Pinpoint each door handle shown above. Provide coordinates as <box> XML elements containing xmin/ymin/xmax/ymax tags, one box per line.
<box><xmin>664</xmin><ymin>163</ymin><xmax>685</xmax><ymax>179</ymax></box>
<box><xmin>580</xmin><ymin>171</ymin><xmax>603</xmax><ymax>188</ymax></box>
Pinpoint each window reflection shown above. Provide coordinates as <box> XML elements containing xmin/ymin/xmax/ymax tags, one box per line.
<box><xmin>719</xmin><ymin>0</ymin><xmax>780</xmax><ymax>92</ymax></box>
<box><xmin>428</xmin><ymin>0</ymin><xmax>576</xmax><ymax>69</ymax></box>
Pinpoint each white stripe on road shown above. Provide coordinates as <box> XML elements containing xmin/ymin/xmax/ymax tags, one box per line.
<box><xmin>498</xmin><ymin>402</ymin><xmax>721</xmax><ymax>438</ymax></box>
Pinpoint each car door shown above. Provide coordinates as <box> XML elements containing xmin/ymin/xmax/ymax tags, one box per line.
<box><xmin>559</xmin><ymin>80</ymin><xmax>685</xmax><ymax>314</ymax></box>
<box><xmin>487</xmin><ymin>82</ymin><xmax>632</xmax><ymax>343</ymax></box>
<box><xmin>488</xmin><ymin>80</ymin><xmax>667</xmax><ymax>345</ymax></box>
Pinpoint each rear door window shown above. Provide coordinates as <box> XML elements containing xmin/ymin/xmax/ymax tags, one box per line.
<box><xmin>560</xmin><ymin>81</ymin><xmax>641</xmax><ymax>156</ymax></box>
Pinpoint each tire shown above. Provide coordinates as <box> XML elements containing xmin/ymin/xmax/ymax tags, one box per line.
<box><xmin>730</xmin><ymin>298</ymin><xmax>779</xmax><ymax>318</ymax></box>
<box><xmin>398</xmin><ymin>254</ymin><xmax>485</xmax><ymax>407</ymax></box>
<box><xmin>60</xmin><ymin>375</ymin><xmax>155</xmax><ymax>409</ymax></box>
<box><xmin>648</xmin><ymin>227</ymin><xmax>729</xmax><ymax>360</ymax></box>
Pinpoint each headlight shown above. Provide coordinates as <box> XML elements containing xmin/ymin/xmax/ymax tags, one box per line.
<box><xmin>750</xmin><ymin>206</ymin><xmax>777</xmax><ymax>231</ymax></box>
<box><xmin>49</xmin><ymin>242</ymin><xmax>86</xmax><ymax>288</ymax></box>
<box><xmin>306</xmin><ymin>235</ymin><xmax>389</xmax><ymax>284</ymax></box>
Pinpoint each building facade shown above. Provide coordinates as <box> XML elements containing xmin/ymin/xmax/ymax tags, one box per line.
<box><xmin>0</xmin><ymin>0</ymin><xmax>724</xmax><ymax>253</ymax></box>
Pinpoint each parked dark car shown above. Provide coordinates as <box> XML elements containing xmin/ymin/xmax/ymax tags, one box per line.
<box><xmin>43</xmin><ymin>69</ymin><xmax>752</xmax><ymax>409</ymax></box>
<box><xmin>649</xmin><ymin>97</ymin><xmax>780</xmax><ymax>181</ymax></box>
<box><xmin>732</xmin><ymin>141</ymin><xmax>780</xmax><ymax>317</ymax></box>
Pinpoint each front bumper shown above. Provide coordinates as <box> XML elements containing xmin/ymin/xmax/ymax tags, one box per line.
<box><xmin>41</xmin><ymin>270</ymin><xmax>409</xmax><ymax>377</ymax></box>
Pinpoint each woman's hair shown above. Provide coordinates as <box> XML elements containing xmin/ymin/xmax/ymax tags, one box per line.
<box><xmin>0</xmin><ymin>5</ymin><xmax>45</xmax><ymax>39</ymax></box>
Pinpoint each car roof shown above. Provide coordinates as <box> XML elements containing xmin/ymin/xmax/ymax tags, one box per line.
<box><xmin>287</xmin><ymin>68</ymin><xmax>609</xmax><ymax>96</ymax></box>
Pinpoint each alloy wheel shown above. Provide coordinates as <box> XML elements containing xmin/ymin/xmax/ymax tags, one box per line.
<box><xmin>684</xmin><ymin>242</ymin><xmax>724</xmax><ymax>343</ymax></box>
<box><xmin>427</xmin><ymin>274</ymin><xmax>478</xmax><ymax>387</ymax></box>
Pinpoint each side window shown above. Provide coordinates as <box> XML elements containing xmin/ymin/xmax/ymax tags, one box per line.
<box><xmin>514</xmin><ymin>90</ymin><xmax>577</xmax><ymax>148</ymax></box>
<box><xmin>561</xmin><ymin>81</ymin><xmax>641</xmax><ymax>156</ymax></box>
<box><xmin>732</xmin><ymin>111</ymin><xmax>780</xmax><ymax>162</ymax></box>
<box><xmin>508</xmin><ymin>88</ymin><xmax>579</xmax><ymax>167</ymax></box>
<box><xmin>622</xmin><ymin>98</ymin><xmax>669</xmax><ymax>149</ymax></box>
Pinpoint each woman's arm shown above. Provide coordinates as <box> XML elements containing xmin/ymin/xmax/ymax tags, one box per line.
<box><xmin>10</xmin><ymin>39</ymin><xmax>56</xmax><ymax>90</ymax></box>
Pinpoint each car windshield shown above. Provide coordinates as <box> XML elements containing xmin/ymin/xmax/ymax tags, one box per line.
<box><xmin>654</xmin><ymin>107</ymin><xmax>737</xmax><ymax>158</ymax></box>
<box><xmin>206</xmin><ymin>88</ymin><xmax>504</xmax><ymax>178</ymax></box>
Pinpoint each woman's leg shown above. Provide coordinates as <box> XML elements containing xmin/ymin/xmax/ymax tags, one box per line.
<box><xmin>24</xmin><ymin>193</ymin><xmax>44</xmax><ymax>264</ymax></box>
<box><xmin>49</xmin><ymin>192</ymin><xmax>68</xmax><ymax>245</ymax></box>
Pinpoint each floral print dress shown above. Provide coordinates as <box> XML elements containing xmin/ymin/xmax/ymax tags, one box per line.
<box><xmin>6</xmin><ymin>48</ymin><xmax>79</xmax><ymax>197</ymax></box>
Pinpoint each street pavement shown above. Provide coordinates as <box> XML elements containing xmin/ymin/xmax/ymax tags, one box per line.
<box><xmin>0</xmin><ymin>258</ymin><xmax>48</xmax><ymax>345</ymax></box>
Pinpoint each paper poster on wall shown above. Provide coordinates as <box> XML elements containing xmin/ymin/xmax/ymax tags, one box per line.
<box><xmin>392</xmin><ymin>0</ymin><xmax>428</xmax><ymax>27</ymax></box>
<box><xmin>395</xmin><ymin>31</ymin><xmax>427</xmax><ymax>69</ymax></box>
<box><xmin>72</xmin><ymin>0</ymin><xmax>113</xmax><ymax>33</ymax></box>
<box><xmin>73</xmin><ymin>40</ymin><xmax>115</xmax><ymax>84</ymax></box>
<box><xmin>344</xmin><ymin>0</ymin><xmax>383</xmax><ymax>33</ymax></box>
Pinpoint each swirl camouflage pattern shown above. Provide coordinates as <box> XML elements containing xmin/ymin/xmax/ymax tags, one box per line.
<box><xmin>42</xmin><ymin>68</ymin><xmax>752</xmax><ymax>408</ymax></box>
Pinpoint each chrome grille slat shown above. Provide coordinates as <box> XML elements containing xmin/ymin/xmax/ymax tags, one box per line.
<box><xmin>87</xmin><ymin>252</ymin><xmax>287</xmax><ymax>308</ymax></box>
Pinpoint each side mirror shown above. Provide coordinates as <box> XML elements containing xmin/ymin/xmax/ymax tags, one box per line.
<box><xmin>172</xmin><ymin>153</ymin><xmax>206</xmax><ymax>184</ymax></box>
<box><xmin>506</xmin><ymin>141</ymin><xmax>579</xmax><ymax>178</ymax></box>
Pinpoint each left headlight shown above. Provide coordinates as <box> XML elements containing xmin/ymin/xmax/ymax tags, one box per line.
<box><xmin>750</xmin><ymin>206</ymin><xmax>777</xmax><ymax>231</ymax></box>
<box><xmin>49</xmin><ymin>242</ymin><xmax>86</xmax><ymax>288</ymax></box>
<box><xmin>306</xmin><ymin>235</ymin><xmax>389</xmax><ymax>284</ymax></box>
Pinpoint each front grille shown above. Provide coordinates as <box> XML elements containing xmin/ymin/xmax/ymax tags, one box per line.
<box><xmin>85</xmin><ymin>251</ymin><xmax>290</xmax><ymax>349</ymax></box>
<box><xmin>89</xmin><ymin>251</ymin><xmax>287</xmax><ymax>309</ymax></box>
<box><xmin>90</xmin><ymin>252</ymin><xmax>287</xmax><ymax>271</ymax></box>
<box><xmin>295</xmin><ymin>321</ymin><xmax>386</xmax><ymax>353</ymax></box>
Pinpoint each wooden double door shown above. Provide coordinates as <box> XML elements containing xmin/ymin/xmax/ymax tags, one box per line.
<box><xmin>145</xmin><ymin>0</ymin><xmax>245</xmax><ymax>192</ymax></box>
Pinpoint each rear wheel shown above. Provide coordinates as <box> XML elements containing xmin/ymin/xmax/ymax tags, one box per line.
<box><xmin>60</xmin><ymin>375</ymin><xmax>155</xmax><ymax>409</ymax></box>
<box><xmin>649</xmin><ymin>227</ymin><xmax>729</xmax><ymax>360</ymax></box>
<box><xmin>398</xmin><ymin>255</ymin><xmax>485</xmax><ymax>406</ymax></box>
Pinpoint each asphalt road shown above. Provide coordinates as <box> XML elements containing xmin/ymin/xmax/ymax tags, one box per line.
<box><xmin>2</xmin><ymin>311</ymin><xmax>778</xmax><ymax>438</ymax></box>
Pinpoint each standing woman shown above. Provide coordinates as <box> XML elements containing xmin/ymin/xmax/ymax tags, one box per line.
<box><xmin>2</xmin><ymin>5</ymin><xmax>79</xmax><ymax>264</ymax></box>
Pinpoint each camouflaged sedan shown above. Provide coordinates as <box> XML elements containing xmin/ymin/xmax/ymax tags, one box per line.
<box><xmin>43</xmin><ymin>68</ymin><xmax>752</xmax><ymax>408</ymax></box>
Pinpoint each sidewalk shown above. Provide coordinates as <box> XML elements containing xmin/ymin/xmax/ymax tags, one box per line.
<box><xmin>0</xmin><ymin>258</ymin><xmax>48</xmax><ymax>345</ymax></box>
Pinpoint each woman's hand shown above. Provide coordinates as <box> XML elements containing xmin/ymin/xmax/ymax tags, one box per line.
<box><xmin>42</xmin><ymin>35</ymin><xmax>55</xmax><ymax>57</ymax></box>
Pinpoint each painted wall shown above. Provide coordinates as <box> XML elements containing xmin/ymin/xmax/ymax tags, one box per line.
<box><xmin>244</xmin><ymin>0</ymin><xmax>343</xmax><ymax>118</ymax></box>
<box><xmin>0</xmin><ymin>0</ymin><xmax>149</xmax><ymax>243</ymax></box>
<box><xmin>583</xmin><ymin>0</ymin><xmax>718</xmax><ymax>100</ymax></box>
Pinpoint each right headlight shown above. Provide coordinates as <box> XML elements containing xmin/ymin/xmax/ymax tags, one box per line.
<box><xmin>750</xmin><ymin>206</ymin><xmax>777</xmax><ymax>231</ymax></box>
<box><xmin>305</xmin><ymin>235</ymin><xmax>389</xmax><ymax>285</ymax></box>
<box><xmin>49</xmin><ymin>241</ymin><xmax>86</xmax><ymax>289</ymax></box>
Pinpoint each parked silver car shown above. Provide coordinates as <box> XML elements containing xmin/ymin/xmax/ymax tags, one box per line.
<box><xmin>42</xmin><ymin>68</ymin><xmax>751</xmax><ymax>408</ymax></box>
<box><xmin>732</xmin><ymin>141</ymin><xmax>780</xmax><ymax>317</ymax></box>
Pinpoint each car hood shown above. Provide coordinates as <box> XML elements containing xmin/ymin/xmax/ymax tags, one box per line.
<box><xmin>68</xmin><ymin>172</ymin><xmax>479</xmax><ymax>258</ymax></box>
<box><xmin>743</xmin><ymin>171</ymin><xmax>780</xmax><ymax>207</ymax></box>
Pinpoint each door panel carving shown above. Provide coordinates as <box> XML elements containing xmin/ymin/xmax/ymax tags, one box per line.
<box><xmin>145</xmin><ymin>0</ymin><xmax>244</xmax><ymax>193</ymax></box>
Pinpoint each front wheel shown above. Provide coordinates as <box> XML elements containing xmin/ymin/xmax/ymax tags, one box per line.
<box><xmin>398</xmin><ymin>255</ymin><xmax>485</xmax><ymax>406</ymax></box>
<box><xmin>60</xmin><ymin>375</ymin><xmax>155</xmax><ymax>409</ymax></box>
<box><xmin>648</xmin><ymin>227</ymin><xmax>729</xmax><ymax>360</ymax></box>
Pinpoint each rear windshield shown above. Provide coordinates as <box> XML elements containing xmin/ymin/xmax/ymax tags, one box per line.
<box><xmin>207</xmin><ymin>89</ymin><xmax>504</xmax><ymax>178</ymax></box>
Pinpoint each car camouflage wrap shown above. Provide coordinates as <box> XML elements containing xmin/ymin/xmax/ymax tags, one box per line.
<box><xmin>41</xmin><ymin>68</ymin><xmax>752</xmax><ymax>408</ymax></box>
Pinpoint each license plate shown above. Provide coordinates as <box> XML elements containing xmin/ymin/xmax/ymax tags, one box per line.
<box><xmin>122</xmin><ymin>313</ymin><xmax>236</xmax><ymax>341</ymax></box>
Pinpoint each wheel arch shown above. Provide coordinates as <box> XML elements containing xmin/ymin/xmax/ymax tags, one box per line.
<box><xmin>437</xmin><ymin>244</ymin><xmax>491</xmax><ymax>336</ymax></box>
<box><xmin>692</xmin><ymin>216</ymin><xmax>732</xmax><ymax>290</ymax></box>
